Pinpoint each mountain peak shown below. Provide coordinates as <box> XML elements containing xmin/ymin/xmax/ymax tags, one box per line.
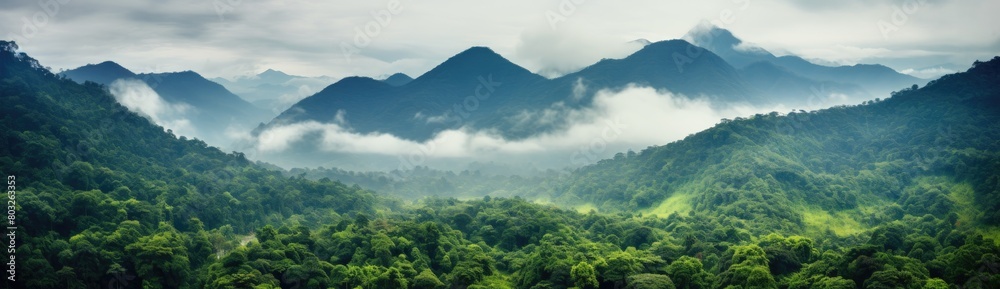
<box><xmin>257</xmin><ymin>68</ymin><xmax>295</xmax><ymax>83</ymax></box>
<box><xmin>324</xmin><ymin>76</ymin><xmax>390</xmax><ymax>92</ymax></box>
<box><xmin>682</xmin><ymin>23</ymin><xmax>775</xmax><ymax>68</ymax></box>
<box><xmin>630</xmin><ymin>38</ymin><xmax>652</xmax><ymax>46</ymax></box>
<box><xmin>412</xmin><ymin>46</ymin><xmax>539</xmax><ymax>83</ymax></box>
<box><xmin>627</xmin><ymin>39</ymin><xmax>697</xmax><ymax>58</ymax></box>
<box><xmin>683</xmin><ymin>22</ymin><xmax>742</xmax><ymax>48</ymax></box>
<box><xmin>260</xmin><ymin>68</ymin><xmax>290</xmax><ymax>77</ymax></box>
<box><xmin>382</xmin><ymin>73</ymin><xmax>413</xmax><ymax>86</ymax></box>
<box><xmin>147</xmin><ymin>70</ymin><xmax>203</xmax><ymax>79</ymax></box>
<box><xmin>60</xmin><ymin>60</ymin><xmax>136</xmax><ymax>85</ymax></box>
<box><xmin>94</xmin><ymin>60</ymin><xmax>129</xmax><ymax>70</ymax></box>
<box><xmin>439</xmin><ymin>46</ymin><xmax>513</xmax><ymax>68</ymax></box>
<box><xmin>456</xmin><ymin>46</ymin><xmax>501</xmax><ymax>58</ymax></box>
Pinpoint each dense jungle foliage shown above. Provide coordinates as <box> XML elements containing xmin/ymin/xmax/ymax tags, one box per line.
<box><xmin>2</xmin><ymin>40</ymin><xmax>1000</xmax><ymax>288</ymax></box>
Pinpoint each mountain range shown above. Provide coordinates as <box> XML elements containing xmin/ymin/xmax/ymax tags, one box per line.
<box><xmin>247</xmin><ymin>26</ymin><xmax>925</xmax><ymax>170</ymax></box>
<box><xmin>60</xmin><ymin>61</ymin><xmax>270</xmax><ymax>148</ymax></box>
<box><xmin>4</xmin><ymin>33</ymin><xmax>999</xmax><ymax>288</ymax></box>
<box><xmin>211</xmin><ymin>69</ymin><xmax>337</xmax><ymax>114</ymax></box>
<box><xmin>683</xmin><ymin>24</ymin><xmax>923</xmax><ymax>98</ymax></box>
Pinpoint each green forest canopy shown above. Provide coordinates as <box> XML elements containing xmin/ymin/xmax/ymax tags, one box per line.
<box><xmin>2</xmin><ymin>40</ymin><xmax>1000</xmax><ymax>288</ymax></box>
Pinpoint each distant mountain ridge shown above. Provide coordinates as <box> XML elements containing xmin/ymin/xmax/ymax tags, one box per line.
<box><xmin>560</xmin><ymin>39</ymin><xmax>758</xmax><ymax>103</ymax></box>
<box><xmin>212</xmin><ymin>69</ymin><xmax>336</xmax><ymax>115</ymax></box>
<box><xmin>683</xmin><ymin>24</ymin><xmax>924</xmax><ymax>97</ymax></box>
<box><xmin>60</xmin><ymin>61</ymin><xmax>269</xmax><ymax>148</ymax></box>
<box><xmin>59</xmin><ymin>60</ymin><xmax>137</xmax><ymax>85</ymax></box>
<box><xmin>382</xmin><ymin>73</ymin><xmax>413</xmax><ymax>86</ymax></box>
<box><xmin>249</xmin><ymin>31</ymin><xmax>930</xmax><ymax>170</ymax></box>
<box><xmin>267</xmin><ymin>46</ymin><xmax>551</xmax><ymax>141</ymax></box>
<box><xmin>261</xmin><ymin>39</ymin><xmax>782</xmax><ymax>144</ymax></box>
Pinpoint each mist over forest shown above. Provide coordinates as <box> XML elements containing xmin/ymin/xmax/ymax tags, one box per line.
<box><xmin>3</xmin><ymin>1</ymin><xmax>1000</xmax><ymax>288</ymax></box>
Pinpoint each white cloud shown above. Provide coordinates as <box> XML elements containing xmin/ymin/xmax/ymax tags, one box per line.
<box><xmin>786</xmin><ymin>45</ymin><xmax>893</xmax><ymax>65</ymax></box>
<box><xmin>108</xmin><ymin>79</ymin><xmax>197</xmax><ymax>137</ymax></box>
<box><xmin>4</xmin><ymin>0</ymin><xmax>995</xmax><ymax>81</ymax></box>
<box><xmin>248</xmin><ymin>85</ymin><xmax>792</xmax><ymax>170</ymax></box>
<box><xmin>514</xmin><ymin>24</ymin><xmax>646</xmax><ymax>77</ymax></box>
<box><xmin>571</xmin><ymin>77</ymin><xmax>587</xmax><ymax>100</ymax></box>
<box><xmin>900</xmin><ymin>66</ymin><xmax>957</xmax><ymax>79</ymax></box>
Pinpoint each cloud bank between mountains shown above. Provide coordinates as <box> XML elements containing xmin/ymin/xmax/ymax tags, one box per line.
<box><xmin>239</xmin><ymin>85</ymin><xmax>832</xmax><ymax>171</ymax></box>
<box><xmin>106</xmin><ymin>78</ymin><xmax>853</xmax><ymax>172</ymax></box>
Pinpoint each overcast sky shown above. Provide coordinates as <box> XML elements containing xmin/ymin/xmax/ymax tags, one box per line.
<box><xmin>3</xmin><ymin>0</ymin><xmax>998</xmax><ymax>80</ymax></box>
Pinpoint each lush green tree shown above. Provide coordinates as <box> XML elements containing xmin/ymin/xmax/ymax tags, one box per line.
<box><xmin>412</xmin><ymin>269</ymin><xmax>445</xmax><ymax>289</ymax></box>
<box><xmin>570</xmin><ymin>261</ymin><xmax>599</xmax><ymax>289</ymax></box>
<box><xmin>602</xmin><ymin>250</ymin><xmax>645</xmax><ymax>285</ymax></box>
<box><xmin>626</xmin><ymin>273</ymin><xmax>675</xmax><ymax>289</ymax></box>
<box><xmin>666</xmin><ymin>256</ymin><xmax>713</xmax><ymax>289</ymax></box>
<box><xmin>717</xmin><ymin>245</ymin><xmax>777</xmax><ymax>289</ymax></box>
<box><xmin>125</xmin><ymin>225</ymin><xmax>191</xmax><ymax>288</ymax></box>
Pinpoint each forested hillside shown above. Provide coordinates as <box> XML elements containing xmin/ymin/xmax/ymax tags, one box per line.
<box><xmin>3</xmin><ymin>39</ymin><xmax>1000</xmax><ymax>289</ymax></box>
<box><xmin>537</xmin><ymin>57</ymin><xmax>1000</xmax><ymax>233</ymax></box>
<box><xmin>1</xmin><ymin>41</ymin><xmax>374</xmax><ymax>288</ymax></box>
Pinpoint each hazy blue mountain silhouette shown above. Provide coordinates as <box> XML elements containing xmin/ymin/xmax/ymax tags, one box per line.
<box><xmin>61</xmin><ymin>62</ymin><xmax>268</xmax><ymax>148</ymax></box>
<box><xmin>684</xmin><ymin>24</ymin><xmax>923</xmax><ymax>97</ymax></box>
<box><xmin>211</xmin><ymin>69</ymin><xmax>336</xmax><ymax>115</ymax></box>
<box><xmin>60</xmin><ymin>61</ymin><xmax>138</xmax><ymax>85</ymax></box>
<box><xmin>738</xmin><ymin>61</ymin><xmax>869</xmax><ymax>104</ymax></box>
<box><xmin>269</xmin><ymin>47</ymin><xmax>549</xmax><ymax>141</ymax></box>
<box><xmin>382</xmin><ymin>73</ymin><xmax>414</xmax><ymax>86</ymax></box>
<box><xmin>265</xmin><ymin>40</ymin><xmax>768</xmax><ymax>142</ymax></box>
